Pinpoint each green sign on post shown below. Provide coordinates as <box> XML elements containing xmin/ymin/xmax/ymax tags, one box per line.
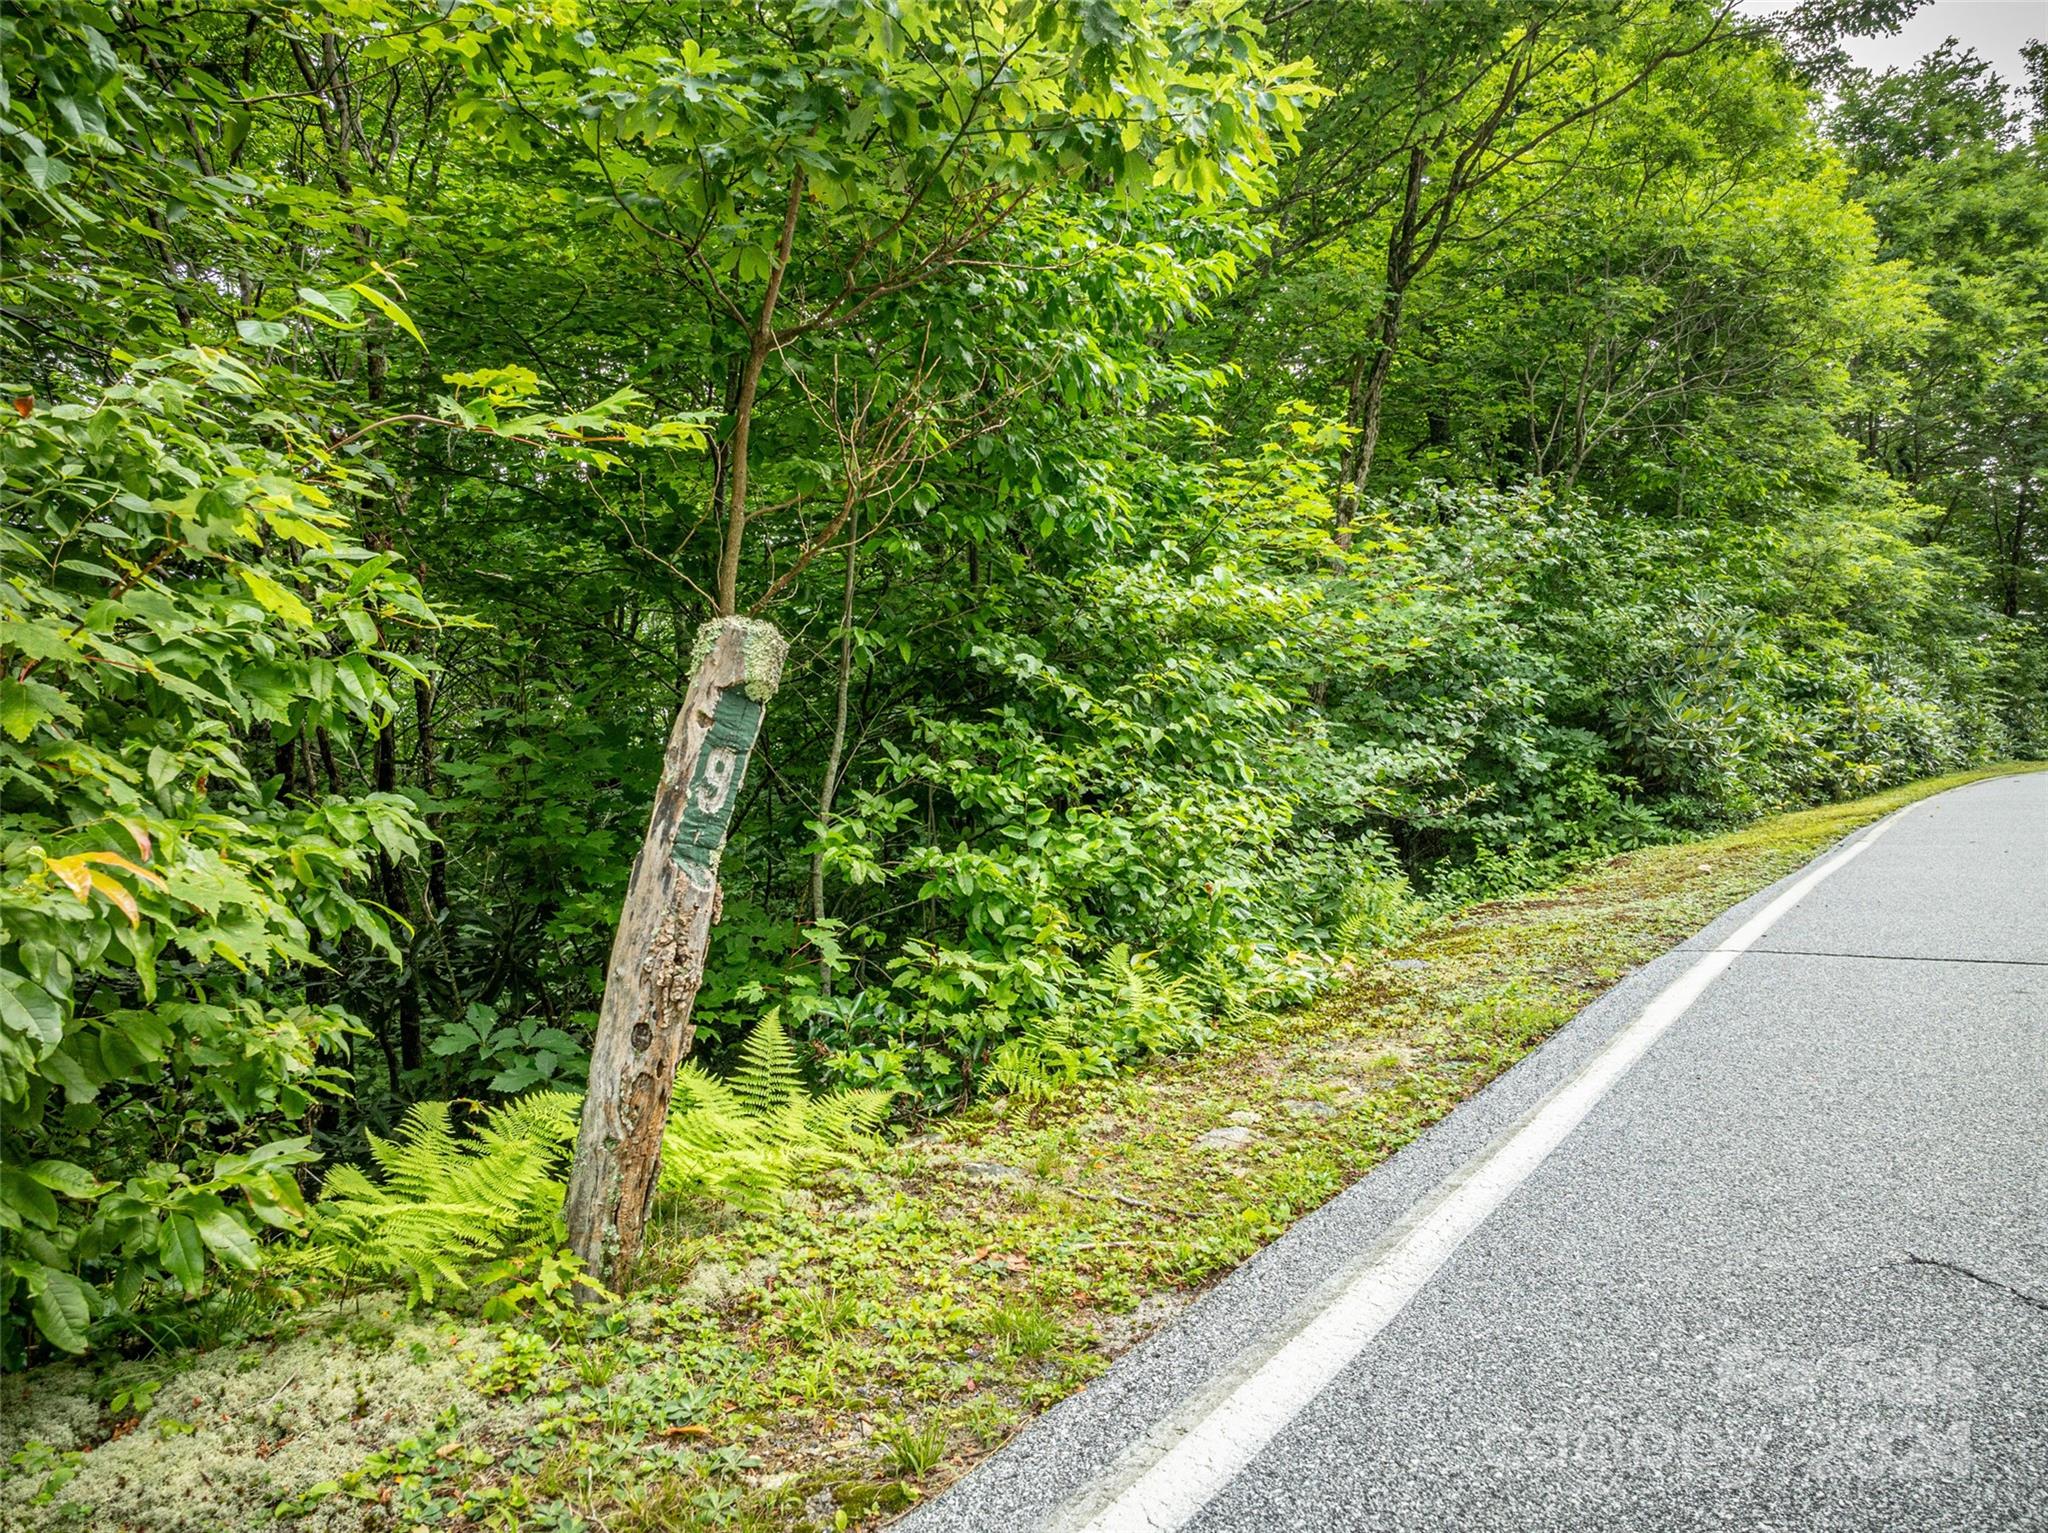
<box><xmin>672</xmin><ymin>687</ymin><xmax>766</xmax><ymax>869</ymax></box>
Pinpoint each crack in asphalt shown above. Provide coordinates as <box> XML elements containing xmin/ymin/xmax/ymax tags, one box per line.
<box><xmin>1688</xmin><ymin>945</ymin><xmax>2048</xmax><ymax>968</ymax></box>
<box><xmin>1887</xmin><ymin>1253</ymin><xmax>2048</xmax><ymax>1312</ymax></box>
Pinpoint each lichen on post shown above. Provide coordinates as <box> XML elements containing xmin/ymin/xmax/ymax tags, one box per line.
<box><xmin>563</xmin><ymin>616</ymin><xmax>786</xmax><ymax>1291</ymax></box>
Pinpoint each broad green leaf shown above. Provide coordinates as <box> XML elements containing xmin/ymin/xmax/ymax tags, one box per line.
<box><xmin>294</xmin><ymin>285</ymin><xmax>360</xmax><ymax>326</ymax></box>
<box><xmin>26</xmin><ymin>1161</ymin><xmax>105</xmax><ymax>1200</ymax></box>
<box><xmin>22</xmin><ymin>151</ymin><xmax>68</xmax><ymax>191</ymax></box>
<box><xmin>0</xmin><ymin>620</ymin><xmax>77</xmax><ymax>663</ymax></box>
<box><xmin>0</xmin><ymin>973</ymin><xmax>62</xmax><ymax>1046</ymax></box>
<box><xmin>341</xmin><ymin>609</ymin><xmax>379</xmax><ymax>649</ymax></box>
<box><xmin>191</xmin><ymin>1205</ymin><xmax>259</xmax><ymax>1270</ymax></box>
<box><xmin>0</xmin><ymin>678</ymin><xmax>76</xmax><ymax>740</ymax></box>
<box><xmin>30</xmin><ymin>1267</ymin><xmax>94</xmax><ymax>1353</ymax></box>
<box><xmin>158</xmin><ymin>1213</ymin><xmax>205</xmax><ymax>1295</ymax></box>
<box><xmin>0</xmin><ymin>1168</ymin><xmax>59</xmax><ymax>1231</ymax></box>
<box><xmin>38</xmin><ymin>1046</ymin><xmax>101</xmax><ymax>1104</ymax></box>
<box><xmin>349</xmin><ymin>281</ymin><xmax>426</xmax><ymax>348</ymax></box>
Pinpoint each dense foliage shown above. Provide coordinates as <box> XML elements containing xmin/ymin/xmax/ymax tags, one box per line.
<box><xmin>2</xmin><ymin>0</ymin><xmax>2041</xmax><ymax>1354</ymax></box>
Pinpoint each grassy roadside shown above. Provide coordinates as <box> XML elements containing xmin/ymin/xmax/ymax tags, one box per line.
<box><xmin>4</xmin><ymin>764</ymin><xmax>2039</xmax><ymax>1533</ymax></box>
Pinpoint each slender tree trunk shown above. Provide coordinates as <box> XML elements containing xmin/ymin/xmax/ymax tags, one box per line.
<box><xmin>713</xmin><ymin>173</ymin><xmax>804</xmax><ymax>615</ymax></box>
<box><xmin>567</xmin><ymin>172</ymin><xmax>804</xmax><ymax>1293</ymax></box>
<box><xmin>1335</xmin><ymin>146</ymin><xmax>1426</xmax><ymax>545</ymax></box>
<box><xmin>415</xmin><ymin>676</ymin><xmax>449</xmax><ymax>916</ymax></box>
<box><xmin>316</xmin><ymin>729</ymin><xmax>342</xmax><ymax>795</ymax></box>
<box><xmin>808</xmin><ymin>504</ymin><xmax>859</xmax><ymax>987</ymax></box>
<box><xmin>374</xmin><ymin>1008</ymin><xmax>401</xmax><ymax>1095</ymax></box>
<box><xmin>372</xmin><ymin>712</ymin><xmax>419</xmax><ymax>1069</ymax></box>
<box><xmin>563</xmin><ymin>618</ymin><xmax>785</xmax><ymax>1291</ymax></box>
<box><xmin>1345</xmin><ymin>304</ymin><xmax>1404</xmax><ymax>520</ymax></box>
<box><xmin>2005</xmin><ymin>500</ymin><xmax>2027</xmax><ymax>619</ymax></box>
<box><xmin>1333</xmin><ymin>347</ymin><xmax>1367</xmax><ymax>536</ymax></box>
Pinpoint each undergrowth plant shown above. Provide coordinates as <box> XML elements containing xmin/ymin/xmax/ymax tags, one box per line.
<box><xmin>293</xmin><ymin>1016</ymin><xmax>888</xmax><ymax>1306</ymax></box>
<box><xmin>297</xmin><ymin>1097</ymin><xmax>576</xmax><ymax>1305</ymax></box>
<box><xmin>988</xmin><ymin>945</ymin><xmax>1207</xmax><ymax>1101</ymax></box>
<box><xmin>7</xmin><ymin>0</ymin><xmax>2045</xmax><ymax>1374</ymax></box>
<box><xmin>662</xmin><ymin>1012</ymin><xmax>892</xmax><ymax>1214</ymax></box>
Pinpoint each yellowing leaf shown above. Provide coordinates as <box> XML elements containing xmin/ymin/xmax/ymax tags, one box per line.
<box><xmin>86</xmin><ymin>871</ymin><xmax>141</xmax><ymax>927</ymax></box>
<box><xmin>349</xmin><ymin>281</ymin><xmax>426</xmax><ymax>349</ymax></box>
<box><xmin>45</xmin><ymin>855</ymin><xmax>92</xmax><ymax>902</ymax></box>
<box><xmin>73</xmin><ymin>851</ymin><xmax>166</xmax><ymax>889</ymax></box>
<box><xmin>43</xmin><ymin>850</ymin><xmax>164</xmax><ymax>922</ymax></box>
<box><xmin>114</xmin><ymin>817</ymin><xmax>153</xmax><ymax>861</ymax></box>
<box><xmin>238</xmin><ymin>568</ymin><xmax>314</xmax><ymax>625</ymax></box>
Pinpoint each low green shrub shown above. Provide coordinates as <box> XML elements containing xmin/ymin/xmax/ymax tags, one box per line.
<box><xmin>289</xmin><ymin>1016</ymin><xmax>889</xmax><ymax>1309</ymax></box>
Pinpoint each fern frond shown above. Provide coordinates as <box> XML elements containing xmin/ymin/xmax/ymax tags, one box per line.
<box><xmin>729</xmin><ymin>1010</ymin><xmax>805</xmax><ymax>1121</ymax></box>
<box><xmin>299</xmin><ymin>1019</ymin><xmax>895</xmax><ymax>1304</ymax></box>
<box><xmin>484</xmin><ymin>1089</ymin><xmax>582</xmax><ymax>1149</ymax></box>
<box><xmin>302</xmin><ymin>1096</ymin><xmax>571</xmax><ymax>1302</ymax></box>
<box><xmin>670</xmin><ymin>1060</ymin><xmax>747</xmax><ymax>1122</ymax></box>
<box><xmin>801</xmin><ymin>1088</ymin><xmax>894</xmax><ymax>1147</ymax></box>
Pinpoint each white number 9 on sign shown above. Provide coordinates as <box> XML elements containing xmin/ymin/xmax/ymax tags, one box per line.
<box><xmin>694</xmin><ymin>746</ymin><xmax>738</xmax><ymax>816</ymax></box>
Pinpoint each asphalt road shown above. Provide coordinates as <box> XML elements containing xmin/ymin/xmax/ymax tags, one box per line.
<box><xmin>901</xmin><ymin>772</ymin><xmax>2048</xmax><ymax>1533</ymax></box>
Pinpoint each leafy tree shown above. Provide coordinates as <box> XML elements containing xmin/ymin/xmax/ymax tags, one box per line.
<box><xmin>525</xmin><ymin>0</ymin><xmax>1318</xmax><ymax>1288</ymax></box>
<box><xmin>1833</xmin><ymin>46</ymin><xmax>2048</xmax><ymax>628</ymax></box>
<box><xmin>0</xmin><ymin>1</ymin><xmax>448</xmax><ymax>1354</ymax></box>
<box><xmin>1224</xmin><ymin>0</ymin><xmax>1734</xmax><ymax>525</ymax></box>
<box><xmin>0</xmin><ymin>0</ymin><xmax>676</xmax><ymax>1349</ymax></box>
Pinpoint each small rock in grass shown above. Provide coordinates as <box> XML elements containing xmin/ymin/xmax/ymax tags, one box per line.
<box><xmin>1196</xmin><ymin>1125</ymin><xmax>1256</xmax><ymax>1150</ymax></box>
<box><xmin>1386</xmin><ymin>958</ymin><xmax>1430</xmax><ymax>971</ymax></box>
<box><xmin>1227</xmin><ymin>1109</ymin><xmax>1262</xmax><ymax>1126</ymax></box>
<box><xmin>959</xmin><ymin>1160</ymin><xmax>1025</xmax><ymax>1183</ymax></box>
<box><xmin>1281</xmin><ymin>1098</ymin><xmax>1338</xmax><ymax>1119</ymax></box>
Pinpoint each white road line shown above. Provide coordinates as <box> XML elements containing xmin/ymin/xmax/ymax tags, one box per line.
<box><xmin>1051</xmin><ymin>805</ymin><xmax>1920</xmax><ymax>1533</ymax></box>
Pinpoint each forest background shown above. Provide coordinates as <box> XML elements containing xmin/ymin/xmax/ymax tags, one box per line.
<box><xmin>2</xmin><ymin>0</ymin><xmax>2044</xmax><ymax>1357</ymax></box>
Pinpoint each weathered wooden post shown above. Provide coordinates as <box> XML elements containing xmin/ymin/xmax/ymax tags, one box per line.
<box><xmin>564</xmin><ymin>616</ymin><xmax>785</xmax><ymax>1291</ymax></box>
